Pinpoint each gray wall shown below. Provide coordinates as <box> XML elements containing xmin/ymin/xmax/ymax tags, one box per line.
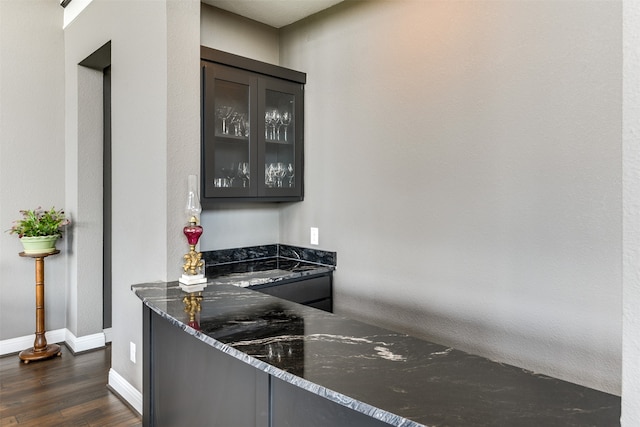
<box><xmin>201</xmin><ymin>4</ymin><xmax>279</xmax><ymax>64</ymax></box>
<box><xmin>199</xmin><ymin>4</ymin><xmax>282</xmax><ymax>250</ymax></box>
<box><xmin>279</xmin><ymin>1</ymin><xmax>622</xmax><ymax>394</ymax></box>
<box><xmin>197</xmin><ymin>1</ymin><xmax>622</xmax><ymax>395</ymax></box>
<box><xmin>0</xmin><ymin>1</ymin><xmax>67</xmax><ymax>340</ymax></box>
<box><xmin>622</xmin><ymin>1</ymin><xmax>640</xmax><ymax>424</ymax></box>
<box><xmin>62</xmin><ymin>0</ymin><xmax>200</xmax><ymax>394</ymax></box>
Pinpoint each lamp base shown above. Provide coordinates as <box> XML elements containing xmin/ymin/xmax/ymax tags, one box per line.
<box><xmin>179</xmin><ymin>274</ymin><xmax>207</xmax><ymax>292</ymax></box>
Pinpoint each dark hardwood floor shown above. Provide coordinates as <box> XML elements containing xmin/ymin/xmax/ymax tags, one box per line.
<box><xmin>0</xmin><ymin>344</ymin><xmax>141</xmax><ymax>426</ymax></box>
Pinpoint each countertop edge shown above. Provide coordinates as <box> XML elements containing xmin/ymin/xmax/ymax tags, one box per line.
<box><xmin>135</xmin><ymin>283</ymin><xmax>424</xmax><ymax>427</ymax></box>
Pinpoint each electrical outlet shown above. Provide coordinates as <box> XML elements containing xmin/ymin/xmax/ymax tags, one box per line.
<box><xmin>310</xmin><ymin>227</ymin><xmax>319</xmax><ymax>245</ymax></box>
<box><xmin>130</xmin><ymin>342</ymin><xmax>136</xmax><ymax>364</ymax></box>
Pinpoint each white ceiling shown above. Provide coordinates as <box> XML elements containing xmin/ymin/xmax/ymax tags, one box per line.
<box><xmin>201</xmin><ymin>0</ymin><xmax>344</xmax><ymax>28</ymax></box>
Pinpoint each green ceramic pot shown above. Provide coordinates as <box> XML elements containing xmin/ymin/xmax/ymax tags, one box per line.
<box><xmin>20</xmin><ymin>235</ymin><xmax>59</xmax><ymax>254</ymax></box>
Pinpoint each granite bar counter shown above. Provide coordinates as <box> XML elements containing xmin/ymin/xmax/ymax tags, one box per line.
<box><xmin>133</xmin><ymin>278</ymin><xmax>620</xmax><ymax>427</ymax></box>
<box><xmin>202</xmin><ymin>243</ymin><xmax>336</xmax><ymax>287</ymax></box>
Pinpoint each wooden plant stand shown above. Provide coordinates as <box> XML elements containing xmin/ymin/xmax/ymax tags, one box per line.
<box><xmin>18</xmin><ymin>250</ymin><xmax>62</xmax><ymax>363</ymax></box>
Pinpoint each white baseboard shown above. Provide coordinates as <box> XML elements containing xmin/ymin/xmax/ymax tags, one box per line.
<box><xmin>65</xmin><ymin>330</ymin><xmax>106</xmax><ymax>354</ymax></box>
<box><xmin>0</xmin><ymin>328</ymin><xmax>105</xmax><ymax>356</ymax></box>
<box><xmin>0</xmin><ymin>328</ymin><xmax>66</xmax><ymax>355</ymax></box>
<box><xmin>104</xmin><ymin>327</ymin><xmax>113</xmax><ymax>343</ymax></box>
<box><xmin>108</xmin><ymin>368</ymin><xmax>143</xmax><ymax>415</ymax></box>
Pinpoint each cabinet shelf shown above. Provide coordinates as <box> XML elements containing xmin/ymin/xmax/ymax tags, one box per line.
<box><xmin>265</xmin><ymin>139</ymin><xmax>293</xmax><ymax>145</ymax></box>
<box><xmin>215</xmin><ymin>133</ymin><xmax>249</xmax><ymax>143</ymax></box>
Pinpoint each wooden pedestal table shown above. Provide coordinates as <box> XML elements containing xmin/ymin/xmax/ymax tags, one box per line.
<box><xmin>18</xmin><ymin>250</ymin><xmax>62</xmax><ymax>363</ymax></box>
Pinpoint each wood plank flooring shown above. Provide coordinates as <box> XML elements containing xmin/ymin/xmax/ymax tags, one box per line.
<box><xmin>0</xmin><ymin>345</ymin><xmax>141</xmax><ymax>426</ymax></box>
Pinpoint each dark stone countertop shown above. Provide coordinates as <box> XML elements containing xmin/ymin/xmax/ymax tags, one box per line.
<box><xmin>202</xmin><ymin>243</ymin><xmax>336</xmax><ymax>288</ymax></box>
<box><xmin>132</xmin><ymin>279</ymin><xmax>620</xmax><ymax>427</ymax></box>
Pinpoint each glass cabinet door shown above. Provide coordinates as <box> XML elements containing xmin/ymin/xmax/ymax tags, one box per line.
<box><xmin>202</xmin><ymin>64</ymin><xmax>257</xmax><ymax>198</ymax></box>
<box><xmin>202</xmin><ymin>59</ymin><xmax>304</xmax><ymax>202</ymax></box>
<box><xmin>258</xmin><ymin>77</ymin><xmax>303</xmax><ymax>198</ymax></box>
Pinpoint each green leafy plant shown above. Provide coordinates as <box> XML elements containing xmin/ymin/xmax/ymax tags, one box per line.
<box><xmin>7</xmin><ymin>207</ymin><xmax>71</xmax><ymax>238</ymax></box>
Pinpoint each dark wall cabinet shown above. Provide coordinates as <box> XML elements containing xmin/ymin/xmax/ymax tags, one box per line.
<box><xmin>251</xmin><ymin>274</ymin><xmax>333</xmax><ymax>313</ymax></box>
<box><xmin>201</xmin><ymin>47</ymin><xmax>305</xmax><ymax>203</ymax></box>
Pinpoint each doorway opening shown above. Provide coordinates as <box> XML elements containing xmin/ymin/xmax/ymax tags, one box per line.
<box><xmin>102</xmin><ymin>65</ymin><xmax>112</xmax><ymax>331</ymax></box>
<box><xmin>79</xmin><ymin>41</ymin><xmax>112</xmax><ymax>333</ymax></box>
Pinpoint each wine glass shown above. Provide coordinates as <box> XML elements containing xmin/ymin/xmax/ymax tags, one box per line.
<box><xmin>237</xmin><ymin>162</ymin><xmax>250</xmax><ymax>187</ymax></box>
<box><xmin>230</xmin><ymin>113</ymin><xmax>244</xmax><ymax>137</ymax></box>
<box><xmin>265</xmin><ymin>109</ymin><xmax>279</xmax><ymax>140</ymax></box>
<box><xmin>280</xmin><ymin>112</ymin><xmax>292</xmax><ymax>142</ymax></box>
<box><xmin>273</xmin><ymin>162</ymin><xmax>287</xmax><ymax>188</ymax></box>
<box><xmin>274</xmin><ymin>111</ymin><xmax>283</xmax><ymax>141</ymax></box>
<box><xmin>242</xmin><ymin>116</ymin><xmax>250</xmax><ymax>137</ymax></box>
<box><xmin>264</xmin><ymin>111</ymin><xmax>273</xmax><ymax>139</ymax></box>
<box><xmin>265</xmin><ymin>163</ymin><xmax>276</xmax><ymax>187</ymax></box>
<box><xmin>216</xmin><ymin>106</ymin><xmax>234</xmax><ymax>134</ymax></box>
<box><xmin>287</xmin><ymin>163</ymin><xmax>294</xmax><ymax>187</ymax></box>
<box><xmin>220</xmin><ymin>163</ymin><xmax>236</xmax><ymax>186</ymax></box>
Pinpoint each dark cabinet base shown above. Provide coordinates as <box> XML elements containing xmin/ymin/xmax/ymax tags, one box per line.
<box><xmin>251</xmin><ymin>273</ymin><xmax>333</xmax><ymax>312</ymax></box>
<box><xmin>271</xmin><ymin>377</ymin><xmax>391</xmax><ymax>427</ymax></box>
<box><xmin>144</xmin><ymin>307</ymin><xmax>269</xmax><ymax>427</ymax></box>
<box><xmin>143</xmin><ymin>307</ymin><xmax>390</xmax><ymax>427</ymax></box>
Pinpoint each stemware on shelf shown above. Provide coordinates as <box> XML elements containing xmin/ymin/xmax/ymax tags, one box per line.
<box><xmin>273</xmin><ymin>162</ymin><xmax>287</xmax><ymax>188</ymax></box>
<box><xmin>220</xmin><ymin>164</ymin><xmax>236</xmax><ymax>186</ymax></box>
<box><xmin>265</xmin><ymin>162</ymin><xmax>294</xmax><ymax>188</ymax></box>
<box><xmin>264</xmin><ymin>109</ymin><xmax>293</xmax><ymax>142</ymax></box>
<box><xmin>214</xmin><ymin>177</ymin><xmax>230</xmax><ymax>188</ymax></box>
<box><xmin>230</xmin><ymin>112</ymin><xmax>245</xmax><ymax>137</ymax></box>
<box><xmin>216</xmin><ymin>105</ymin><xmax>234</xmax><ymax>134</ymax></box>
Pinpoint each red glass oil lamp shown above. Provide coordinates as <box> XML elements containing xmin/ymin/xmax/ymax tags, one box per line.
<box><xmin>179</xmin><ymin>175</ymin><xmax>207</xmax><ymax>289</ymax></box>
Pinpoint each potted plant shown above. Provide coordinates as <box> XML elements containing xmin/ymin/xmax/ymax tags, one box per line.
<box><xmin>7</xmin><ymin>207</ymin><xmax>71</xmax><ymax>254</ymax></box>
